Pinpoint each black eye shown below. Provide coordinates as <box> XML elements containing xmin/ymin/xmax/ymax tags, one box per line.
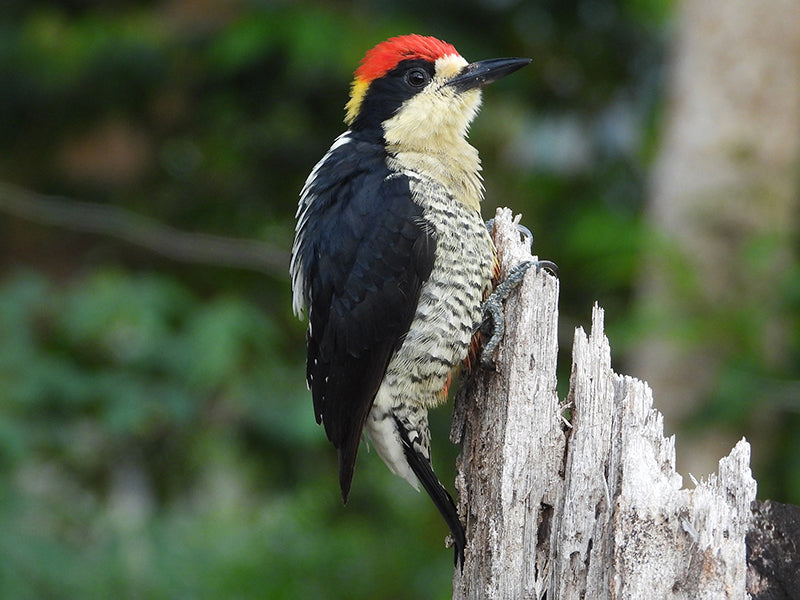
<box><xmin>405</xmin><ymin>68</ymin><xmax>430</xmax><ymax>88</ymax></box>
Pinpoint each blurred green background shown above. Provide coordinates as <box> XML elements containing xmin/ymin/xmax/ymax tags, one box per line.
<box><xmin>1</xmin><ymin>1</ymin><xmax>798</xmax><ymax>598</ymax></box>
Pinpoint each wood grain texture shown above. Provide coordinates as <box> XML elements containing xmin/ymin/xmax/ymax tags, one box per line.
<box><xmin>452</xmin><ymin>208</ymin><xmax>758</xmax><ymax>599</ymax></box>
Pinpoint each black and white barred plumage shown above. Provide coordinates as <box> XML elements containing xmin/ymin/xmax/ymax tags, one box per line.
<box><xmin>290</xmin><ymin>35</ymin><xmax>529</xmax><ymax>566</ymax></box>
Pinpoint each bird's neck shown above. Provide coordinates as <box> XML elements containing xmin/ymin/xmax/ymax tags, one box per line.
<box><xmin>386</xmin><ymin>137</ymin><xmax>483</xmax><ymax>213</ymax></box>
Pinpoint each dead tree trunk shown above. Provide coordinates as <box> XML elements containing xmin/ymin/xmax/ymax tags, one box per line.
<box><xmin>451</xmin><ymin>208</ymin><xmax>760</xmax><ymax>599</ymax></box>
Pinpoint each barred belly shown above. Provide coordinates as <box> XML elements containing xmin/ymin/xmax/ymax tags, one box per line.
<box><xmin>364</xmin><ymin>174</ymin><xmax>494</xmax><ymax>487</ymax></box>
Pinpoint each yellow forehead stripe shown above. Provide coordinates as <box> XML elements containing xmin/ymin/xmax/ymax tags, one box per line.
<box><xmin>345</xmin><ymin>78</ymin><xmax>370</xmax><ymax>126</ymax></box>
<box><xmin>435</xmin><ymin>54</ymin><xmax>467</xmax><ymax>79</ymax></box>
<box><xmin>344</xmin><ymin>54</ymin><xmax>467</xmax><ymax>126</ymax></box>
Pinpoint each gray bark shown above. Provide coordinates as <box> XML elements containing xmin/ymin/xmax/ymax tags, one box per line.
<box><xmin>451</xmin><ymin>207</ymin><xmax>563</xmax><ymax>600</ymax></box>
<box><xmin>747</xmin><ymin>500</ymin><xmax>800</xmax><ymax>599</ymax></box>
<box><xmin>452</xmin><ymin>208</ymin><xmax>758</xmax><ymax>599</ymax></box>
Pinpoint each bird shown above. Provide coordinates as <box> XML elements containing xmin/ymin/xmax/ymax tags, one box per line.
<box><xmin>290</xmin><ymin>34</ymin><xmax>531</xmax><ymax>566</ymax></box>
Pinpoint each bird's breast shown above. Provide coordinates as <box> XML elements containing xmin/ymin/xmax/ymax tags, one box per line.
<box><xmin>385</xmin><ymin>138</ymin><xmax>483</xmax><ymax>213</ymax></box>
<box><xmin>376</xmin><ymin>173</ymin><xmax>495</xmax><ymax>409</ymax></box>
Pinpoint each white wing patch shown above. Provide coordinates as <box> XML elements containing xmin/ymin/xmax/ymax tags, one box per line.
<box><xmin>290</xmin><ymin>131</ymin><xmax>353</xmax><ymax>317</ymax></box>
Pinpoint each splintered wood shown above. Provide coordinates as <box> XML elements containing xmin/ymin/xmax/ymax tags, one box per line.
<box><xmin>451</xmin><ymin>208</ymin><xmax>757</xmax><ymax>600</ymax></box>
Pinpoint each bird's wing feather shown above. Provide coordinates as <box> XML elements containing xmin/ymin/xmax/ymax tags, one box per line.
<box><xmin>292</xmin><ymin>137</ymin><xmax>436</xmax><ymax>501</ymax></box>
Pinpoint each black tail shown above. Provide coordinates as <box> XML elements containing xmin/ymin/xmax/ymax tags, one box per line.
<box><xmin>394</xmin><ymin>417</ymin><xmax>466</xmax><ymax>568</ymax></box>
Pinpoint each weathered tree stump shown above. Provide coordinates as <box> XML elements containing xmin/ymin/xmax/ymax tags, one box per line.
<box><xmin>451</xmin><ymin>208</ymin><xmax>763</xmax><ymax>599</ymax></box>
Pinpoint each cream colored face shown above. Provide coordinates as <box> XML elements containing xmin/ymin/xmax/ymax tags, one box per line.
<box><xmin>382</xmin><ymin>55</ymin><xmax>483</xmax><ymax>150</ymax></box>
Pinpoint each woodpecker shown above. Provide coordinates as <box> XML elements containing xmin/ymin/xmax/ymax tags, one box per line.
<box><xmin>290</xmin><ymin>34</ymin><xmax>530</xmax><ymax>565</ymax></box>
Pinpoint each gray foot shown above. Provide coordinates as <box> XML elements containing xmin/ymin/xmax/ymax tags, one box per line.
<box><xmin>480</xmin><ymin>259</ymin><xmax>558</xmax><ymax>368</ymax></box>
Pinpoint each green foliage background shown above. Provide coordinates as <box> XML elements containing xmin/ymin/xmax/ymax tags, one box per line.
<box><xmin>0</xmin><ymin>1</ymin><xmax>797</xmax><ymax>598</ymax></box>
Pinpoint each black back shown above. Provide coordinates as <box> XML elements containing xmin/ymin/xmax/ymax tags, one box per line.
<box><xmin>293</xmin><ymin>134</ymin><xmax>437</xmax><ymax>500</ymax></box>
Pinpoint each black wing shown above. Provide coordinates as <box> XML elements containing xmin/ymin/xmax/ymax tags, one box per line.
<box><xmin>292</xmin><ymin>137</ymin><xmax>436</xmax><ymax>501</ymax></box>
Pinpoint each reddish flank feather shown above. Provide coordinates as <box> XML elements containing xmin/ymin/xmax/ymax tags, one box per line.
<box><xmin>354</xmin><ymin>34</ymin><xmax>460</xmax><ymax>83</ymax></box>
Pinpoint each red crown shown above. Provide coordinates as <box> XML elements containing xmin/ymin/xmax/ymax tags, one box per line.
<box><xmin>354</xmin><ymin>35</ymin><xmax>460</xmax><ymax>83</ymax></box>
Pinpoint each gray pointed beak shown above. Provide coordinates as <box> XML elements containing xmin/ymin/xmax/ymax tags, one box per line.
<box><xmin>446</xmin><ymin>57</ymin><xmax>531</xmax><ymax>92</ymax></box>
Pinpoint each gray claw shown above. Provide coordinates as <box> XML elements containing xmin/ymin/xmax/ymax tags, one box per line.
<box><xmin>479</xmin><ymin>258</ymin><xmax>559</xmax><ymax>368</ymax></box>
<box><xmin>535</xmin><ymin>259</ymin><xmax>559</xmax><ymax>277</ymax></box>
<box><xmin>479</xmin><ymin>260</ymin><xmax>535</xmax><ymax>368</ymax></box>
<box><xmin>484</xmin><ymin>219</ymin><xmax>533</xmax><ymax>252</ymax></box>
<box><xmin>516</xmin><ymin>224</ymin><xmax>533</xmax><ymax>252</ymax></box>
